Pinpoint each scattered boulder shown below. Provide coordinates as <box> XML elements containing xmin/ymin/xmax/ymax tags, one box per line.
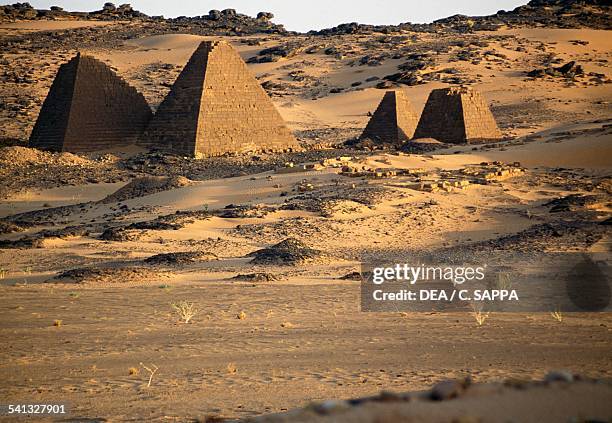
<box><xmin>544</xmin><ymin>370</ymin><xmax>574</xmax><ymax>383</ymax></box>
<box><xmin>231</xmin><ymin>273</ymin><xmax>280</xmax><ymax>282</ymax></box>
<box><xmin>0</xmin><ymin>236</ymin><xmax>44</xmax><ymax>249</ymax></box>
<box><xmin>0</xmin><ymin>221</ymin><xmax>25</xmax><ymax>234</ymax></box>
<box><xmin>102</xmin><ymin>2</ymin><xmax>116</xmax><ymax>12</ymax></box>
<box><xmin>52</xmin><ymin>266</ymin><xmax>159</xmax><ymax>284</ymax></box>
<box><xmin>430</xmin><ymin>378</ymin><xmax>471</xmax><ymax>401</ymax></box>
<box><xmin>257</xmin><ymin>11</ymin><xmax>274</xmax><ymax>21</ymax></box>
<box><xmin>100</xmin><ymin>210</ymin><xmax>211</xmax><ymax>241</ymax></box>
<box><xmin>527</xmin><ymin>61</ymin><xmax>585</xmax><ymax>79</ymax></box>
<box><xmin>383</xmin><ymin>70</ymin><xmax>424</xmax><ymax>86</ymax></box>
<box><xmin>144</xmin><ymin>251</ymin><xmax>218</xmax><ymax>265</ymax></box>
<box><xmin>249</xmin><ymin>238</ymin><xmax>328</xmax><ymax>265</ymax></box>
<box><xmin>100</xmin><ymin>227</ymin><xmax>144</xmax><ymax>242</ymax></box>
<box><xmin>218</xmin><ymin>204</ymin><xmax>273</xmax><ymax>218</ymax></box>
<box><xmin>0</xmin><ymin>225</ymin><xmax>89</xmax><ymax>249</ymax></box>
<box><xmin>248</xmin><ymin>43</ymin><xmax>303</xmax><ymax>63</ymax></box>
<box><xmin>545</xmin><ymin>194</ymin><xmax>604</xmax><ymax>213</ymax></box>
<box><xmin>376</xmin><ymin>80</ymin><xmax>396</xmax><ymax>89</ymax></box>
<box><xmin>208</xmin><ymin>9</ymin><xmax>221</xmax><ymax>20</ymax></box>
<box><xmin>339</xmin><ymin>271</ymin><xmax>362</xmax><ymax>280</ymax></box>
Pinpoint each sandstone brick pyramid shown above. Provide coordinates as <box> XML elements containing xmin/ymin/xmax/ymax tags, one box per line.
<box><xmin>360</xmin><ymin>90</ymin><xmax>419</xmax><ymax>144</ymax></box>
<box><xmin>414</xmin><ymin>86</ymin><xmax>502</xmax><ymax>144</ymax></box>
<box><xmin>140</xmin><ymin>41</ymin><xmax>299</xmax><ymax>157</ymax></box>
<box><xmin>29</xmin><ymin>53</ymin><xmax>152</xmax><ymax>152</ymax></box>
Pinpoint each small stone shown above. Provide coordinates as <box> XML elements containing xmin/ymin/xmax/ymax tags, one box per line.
<box><xmin>430</xmin><ymin>379</ymin><xmax>469</xmax><ymax>400</ymax></box>
<box><xmin>375</xmin><ymin>390</ymin><xmax>410</xmax><ymax>402</ymax></box>
<box><xmin>544</xmin><ymin>370</ymin><xmax>574</xmax><ymax>383</ymax></box>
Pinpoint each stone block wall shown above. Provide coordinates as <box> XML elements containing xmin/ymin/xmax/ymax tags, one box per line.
<box><xmin>414</xmin><ymin>87</ymin><xmax>502</xmax><ymax>144</ymax></box>
<box><xmin>394</xmin><ymin>91</ymin><xmax>420</xmax><ymax>141</ymax></box>
<box><xmin>360</xmin><ymin>91</ymin><xmax>419</xmax><ymax>144</ymax></box>
<box><xmin>460</xmin><ymin>89</ymin><xmax>503</xmax><ymax>142</ymax></box>
<box><xmin>141</xmin><ymin>41</ymin><xmax>299</xmax><ymax>157</ymax></box>
<box><xmin>29</xmin><ymin>54</ymin><xmax>152</xmax><ymax>153</ymax></box>
<box><xmin>138</xmin><ymin>44</ymin><xmax>210</xmax><ymax>156</ymax></box>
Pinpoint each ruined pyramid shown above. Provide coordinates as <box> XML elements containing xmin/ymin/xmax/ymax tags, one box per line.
<box><xmin>360</xmin><ymin>90</ymin><xmax>419</xmax><ymax>144</ymax></box>
<box><xmin>29</xmin><ymin>53</ymin><xmax>152</xmax><ymax>152</ymax></box>
<box><xmin>414</xmin><ymin>86</ymin><xmax>502</xmax><ymax>144</ymax></box>
<box><xmin>140</xmin><ymin>41</ymin><xmax>299</xmax><ymax>157</ymax></box>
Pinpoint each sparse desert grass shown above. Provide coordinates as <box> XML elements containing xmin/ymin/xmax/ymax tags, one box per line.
<box><xmin>140</xmin><ymin>362</ymin><xmax>159</xmax><ymax>388</ymax></box>
<box><xmin>470</xmin><ymin>303</ymin><xmax>490</xmax><ymax>326</ymax></box>
<box><xmin>472</xmin><ymin>311</ymin><xmax>489</xmax><ymax>326</ymax></box>
<box><xmin>172</xmin><ymin>300</ymin><xmax>199</xmax><ymax>323</ymax></box>
<box><xmin>551</xmin><ymin>308</ymin><xmax>563</xmax><ymax>322</ymax></box>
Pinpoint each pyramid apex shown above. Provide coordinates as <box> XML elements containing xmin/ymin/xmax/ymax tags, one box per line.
<box><xmin>140</xmin><ymin>37</ymin><xmax>298</xmax><ymax>157</ymax></box>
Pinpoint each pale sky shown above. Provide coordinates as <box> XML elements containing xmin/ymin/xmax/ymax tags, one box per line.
<box><xmin>27</xmin><ymin>1</ymin><xmax>527</xmax><ymax>32</ymax></box>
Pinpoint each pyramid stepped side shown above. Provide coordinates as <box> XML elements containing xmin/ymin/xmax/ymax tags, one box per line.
<box><xmin>29</xmin><ymin>54</ymin><xmax>152</xmax><ymax>153</ymax></box>
<box><xmin>414</xmin><ymin>88</ymin><xmax>466</xmax><ymax>144</ymax></box>
<box><xmin>360</xmin><ymin>91</ymin><xmax>418</xmax><ymax>144</ymax></box>
<box><xmin>63</xmin><ymin>55</ymin><xmax>153</xmax><ymax>152</ymax></box>
<box><xmin>195</xmin><ymin>42</ymin><xmax>298</xmax><ymax>157</ymax></box>
<box><xmin>459</xmin><ymin>90</ymin><xmax>503</xmax><ymax>142</ymax></box>
<box><xmin>414</xmin><ymin>87</ymin><xmax>502</xmax><ymax>144</ymax></box>
<box><xmin>29</xmin><ymin>58</ymin><xmax>79</xmax><ymax>151</ymax></box>
<box><xmin>360</xmin><ymin>92</ymin><xmax>399</xmax><ymax>143</ymax></box>
<box><xmin>139</xmin><ymin>42</ymin><xmax>212</xmax><ymax>157</ymax></box>
<box><xmin>393</xmin><ymin>91</ymin><xmax>419</xmax><ymax>141</ymax></box>
<box><xmin>141</xmin><ymin>41</ymin><xmax>298</xmax><ymax>158</ymax></box>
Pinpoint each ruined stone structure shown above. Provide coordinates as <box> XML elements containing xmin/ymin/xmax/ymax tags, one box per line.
<box><xmin>414</xmin><ymin>87</ymin><xmax>502</xmax><ymax>144</ymax></box>
<box><xmin>360</xmin><ymin>90</ymin><xmax>419</xmax><ymax>144</ymax></box>
<box><xmin>29</xmin><ymin>53</ymin><xmax>152</xmax><ymax>152</ymax></box>
<box><xmin>140</xmin><ymin>41</ymin><xmax>299</xmax><ymax>157</ymax></box>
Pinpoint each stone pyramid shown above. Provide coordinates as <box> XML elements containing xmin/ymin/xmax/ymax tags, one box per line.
<box><xmin>360</xmin><ymin>90</ymin><xmax>419</xmax><ymax>144</ymax></box>
<box><xmin>140</xmin><ymin>41</ymin><xmax>299</xmax><ymax>157</ymax></box>
<box><xmin>29</xmin><ymin>53</ymin><xmax>152</xmax><ymax>152</ymax></box>
<box><xmin>414</xmin><ymin>86</ymin><xmax>502</xmax><ymax>144</ymax></box>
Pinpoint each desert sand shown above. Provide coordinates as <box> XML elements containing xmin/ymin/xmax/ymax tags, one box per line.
<box><xmin>0</xmin><ymin>3</ymin><xmax>611</xmax><ymax>422</ymax></box>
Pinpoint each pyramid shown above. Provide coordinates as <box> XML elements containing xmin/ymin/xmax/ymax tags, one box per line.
<box><xmin>360</xmin><ymin>91</ymin><xmax>419</xmax><ymax>144</ymax></box>
<box><xmin>140</xmin><ymin>41</ymin><xmax>299</xmax><ymax>157</ymax></box>
<box><xmin>414</xmin><ymin>87</ymin><xmax>502</xmax><ymax>144</ymax></box>
<box><xmin>29</xmin><ymin>53</ymin><xmax>152</xmax><ymax>152</ymax></box>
